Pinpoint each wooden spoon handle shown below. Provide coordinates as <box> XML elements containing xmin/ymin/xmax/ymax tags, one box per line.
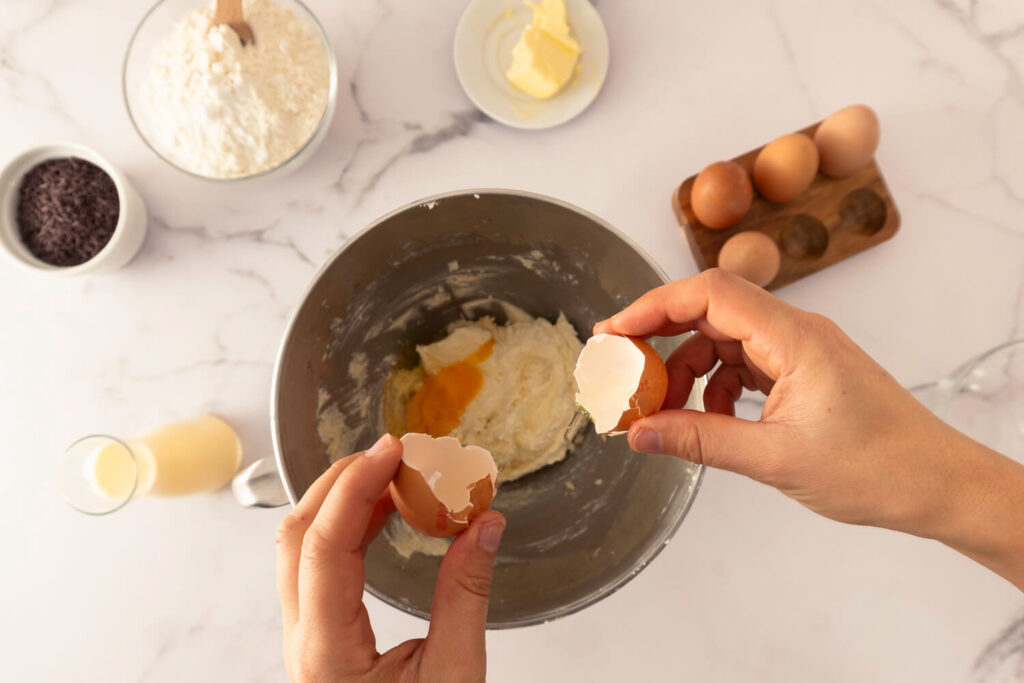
<box><xmin>211</xmin><ymin>0</ymin><xmax>254</xmax><ymax>45</ymax></box>
<box><xmin>213</xmin><ymin>0</ymin><xmax>244</xmax><ymax>26</ymax></box>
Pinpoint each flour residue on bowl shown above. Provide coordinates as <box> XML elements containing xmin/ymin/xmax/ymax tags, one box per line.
<box><xmin>317</xmin><ymin>352</ymin><xmax>375</xmax><ymax>463</ymax></box>
<box><xmin>383</xmin><ymin>515</ymin><xmax>451</xmax><ymax>559</ymax></box>
<box><xmin>317</xmin><ymin>389</ymin><xmax>353</xmax><ymax>460</ymax></box>
<box><xmin>512</xmin><ymin>249</ymin><xmax>563</xmax><ymax>275</ymax></box>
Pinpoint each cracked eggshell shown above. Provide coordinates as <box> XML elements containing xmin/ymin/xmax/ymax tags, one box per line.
<box><xmin>573</xmin><ymin>334</ymin><xmax>669</xmax><ymax>435</ymax></box>
<box><xmin>389</xmin><ymin>433</ymin><xmax>498</xmax><ymax>538</ymax></box>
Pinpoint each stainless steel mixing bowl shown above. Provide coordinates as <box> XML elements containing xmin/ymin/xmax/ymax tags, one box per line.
<box><xmin>262</xmin><ymin>189</ymin><xmax>704</xmax><ymax>628</ymax></box>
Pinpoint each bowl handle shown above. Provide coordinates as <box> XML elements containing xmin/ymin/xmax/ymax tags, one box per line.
<box><xmin>232</xmin><ymin>458</ymin><xmax>290</xmax><ymax>508</ymax></box>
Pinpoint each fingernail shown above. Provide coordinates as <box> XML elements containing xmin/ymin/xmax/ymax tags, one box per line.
<box><xmin>631</xmin><ymin>427</ymin><xmax>662</xmax><ymax>454</ymax></box>
<box><xmin>477</xmin><ymin>518</ymin><xmax>506</xmax><ymax>553</ymax></box>
<box><xmin>365</xmin><ymin>434</ymin><xmax>393</xmax><ymax>458</ymax></box>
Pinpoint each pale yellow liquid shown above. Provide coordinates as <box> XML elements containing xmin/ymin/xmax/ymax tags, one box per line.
<box><xmin>88</xmin><ymin>415</ymin><xmax>242</xmax><ymax>499</ymax></box>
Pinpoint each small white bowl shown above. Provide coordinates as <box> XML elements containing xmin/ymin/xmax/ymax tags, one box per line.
<box><xmin>454</xmin><ymin>0</ymin><xmax>609</xmax><ymax>130</ymax></box>
<box><xmin>0</xmin><ymin>142</ymin><xmax>148</xmax><ymax>276</ymax></box>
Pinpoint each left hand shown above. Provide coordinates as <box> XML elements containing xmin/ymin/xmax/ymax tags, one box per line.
<box><xmin>275</xmin><ymin>434</ymin><xmax>507</xmax><ymax>682</ymax></box>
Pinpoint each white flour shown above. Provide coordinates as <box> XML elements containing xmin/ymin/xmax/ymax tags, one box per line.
<box><xmin>142</xmin><ymin>0</ymin><xmax>330</xmax><ymax>178</ymax></box>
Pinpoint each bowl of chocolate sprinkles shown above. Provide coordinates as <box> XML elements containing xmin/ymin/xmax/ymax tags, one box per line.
<box><xmin>0</xmin><ymin>142</ymin><xmax>147</xmax><ymax>275</ymax></box>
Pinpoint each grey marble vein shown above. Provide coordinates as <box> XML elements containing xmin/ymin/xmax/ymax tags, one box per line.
<box><xmin>973</xmin><ymin>613</ymin><xmax>1024</xmax><ymax>682</ymax></box>
<box><xmin>765</xmin><ymin>3</ymin><xmax>817</xmax><ymax>115</ymax></box>
<box><xmin>352</xmin><ymin>108</ymin><xmax>487</xmax><ymax>206</ymax></box>
<box><xmin>916</xmin><ymin>190</ymin><xmax>1024</xmax><ymax>240</ymax></box>
<box><xmin>334</xmin><ymin>23</ymin><xmax>489</xmax><ymax>205</ymax></box>
<box><xmin>865</xmin><ymin>0</ymin><xmax>972</xmax><ymax>85</ymax></box>
<box><xmin>0</xmin><ymin>0</ymin><xmax>81</xmax><ymax>128</ymax></box>
<box><xmin>933</xmin><ymin>0</ymin><xmax>1024</xmax><ymax>206</ymax></box>
<box><xmin>332</xmin><ymin>91</ymin><xmax>488</xmax><ymax>207</ymax></box>
<box><xmin>120</xmin><ymin>357</ymin><xmax>272</xmax><ymax>383</ymax></box>
<box><xmin>227</xmin><ymin>266</ymin><xmax>282</xmax><ymax>303</ymax></box>
<box><xmin>135</xmin><ymin>614</ymin><xmax>210</xmax><ymax>683</ymax></box>
<box><xmin>152</xmin><ymin>215</ymin><xmax>318</xmax><ymax>267</ymax></box>
<box><xmin>1008</xmin><ymin>263</ymin><xmax>1024</xmax><ymax>342</ymax></box>
<box><xmin>934</xmin><ymin>0</ymin><xmax>1024</xmax><ymax>80</ymax></box>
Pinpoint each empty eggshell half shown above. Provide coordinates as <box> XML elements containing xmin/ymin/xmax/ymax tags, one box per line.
<box><xmin>389</xmin><ymin>433</ymin><xmax>498</xmax><ymax>538</ymax></box>
<box><xmin>573</xmin><ymin>334</ymin><xmax>669</xmax><ymax>435</ymax></box>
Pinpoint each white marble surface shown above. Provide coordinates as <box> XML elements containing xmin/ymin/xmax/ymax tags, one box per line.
<box><xmin>1</xmin><ymin>0</ymin><xmax>1023</xmax><ymax>681</ymax></box>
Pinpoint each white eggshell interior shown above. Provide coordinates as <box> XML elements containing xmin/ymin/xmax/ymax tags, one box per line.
<box><xmin>399</xmin><ymin>433</ymin><xmax>497</xmax><ymax>514</ymax></box>
<box><xmin>573</xmin><ymin>334</ymin><xmax>646</xmax><ymax>434</ymax></box>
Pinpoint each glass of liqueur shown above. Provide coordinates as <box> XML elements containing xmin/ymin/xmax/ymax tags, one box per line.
<box><xmin>58</xmin><ymin>415</ymin><xmax>242</xmax><ymax>515</ymax></box>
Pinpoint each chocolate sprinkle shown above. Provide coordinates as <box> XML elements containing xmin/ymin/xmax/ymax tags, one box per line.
<box><xmin>16</xmin><ymin>157</ymin><xmax>120</xmax><ymax>267</ymax></box>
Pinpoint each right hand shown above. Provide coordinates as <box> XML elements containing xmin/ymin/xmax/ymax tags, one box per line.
<box><xmin>594</xmin><ymin>270</ymin><xmax>1022</xmax><ymax>550</ymax></box>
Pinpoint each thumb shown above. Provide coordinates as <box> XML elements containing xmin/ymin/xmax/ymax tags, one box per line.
<box><xmin>628</xmin><ymin>409</ymin><xmax>785</xmax><ymax>481</ymax></box>
<box><xmin>424</xmin><ymin>510</ymin><xmax>506</xmax><ymax>667</ymax></box>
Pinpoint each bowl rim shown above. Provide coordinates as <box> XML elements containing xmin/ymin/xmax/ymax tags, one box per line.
<box><xmin>270</xmin><ymin>188</ymin><xmax>706</xmax><ymax>629</ymax></box>
<box><xmin>0</xmin><ymin>141</ymin><xmax>136</xmax><ymax>275</ymax></box>
<box><xmin>121</xmin><ymin>0</ymin><xmax>339</xmax><ymax>182</ymax></box>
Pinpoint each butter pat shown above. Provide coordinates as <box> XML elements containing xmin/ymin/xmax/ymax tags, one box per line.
<box><xmin>506</xmin><ymin>0</ymin><xmax>582</xmax><ymax>99</ymax></box>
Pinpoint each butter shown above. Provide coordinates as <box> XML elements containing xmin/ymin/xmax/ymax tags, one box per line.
<box><xmin>506</xmin><ymin>0</ymin><xmax>582</xmax><ymax>99</ymax></box>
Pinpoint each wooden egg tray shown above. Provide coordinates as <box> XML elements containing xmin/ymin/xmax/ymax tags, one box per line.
<box><xmin>672</xmin><ymin>121</ymin><xmax>900</xmax><ymax>291</ymax></box>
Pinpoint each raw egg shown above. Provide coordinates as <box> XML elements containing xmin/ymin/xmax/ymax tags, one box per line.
<box><xmin>814</xmin><ymin>104</ymin><xmax>880</xmax><ymax>178</ymax></box>
<box><xmin>691</xmin><ymin>161</ymin><xmax>753</xmax><ymax>229</ymax></box>
<box><xmin>406</xmin><ymin>337</ymin><xmax>494</xmax><ymax>437</ymax></box>
<box><xmin>573</xmin><ymin>334</ymin><xmax>668</xmax><ymax>435</ymax></box>
<box><xmin>389</xmin><ymin>433</ymin><xmax>497</xmax><ymax>538</ymax></box>
<box><xmin>717</xmin><ymin>231</ymin><xmax>781</xmax><ymax>288</ymax></box>
<box><xmin>753</xmin><ymin>133</ymin><xmax>819</xmax><ymax>203</ymax></box>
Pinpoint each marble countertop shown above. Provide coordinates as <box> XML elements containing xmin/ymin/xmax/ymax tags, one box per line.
<box><xmin>2</xmin><ymin>0</ymin><xmax>1023</xmax><ymax>681</ymax></box>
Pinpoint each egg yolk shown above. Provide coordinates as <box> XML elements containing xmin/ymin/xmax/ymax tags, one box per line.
<box><xmin>407</xmin><ymin>338</ymin><xmax>495</xmax><ymax>437</ymax></box>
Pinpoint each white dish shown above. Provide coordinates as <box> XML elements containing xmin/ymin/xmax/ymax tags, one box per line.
<box><xmin>454</xmin><ymin>0</ymin><xmax>609</xmax><ymax>130</ymax></box>
<box><xmin>0</xmin><ymin>142</ymin><xmax>148</xmax><ymax>276</ymax></box>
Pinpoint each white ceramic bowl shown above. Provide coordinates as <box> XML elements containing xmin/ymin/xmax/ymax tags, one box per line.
<box><xmin>454</xmin><ymin>0</ymin><xmax>609</xmax><ymax>130</ymax></box>
<box><xmin>123</xmin><ymin>0</ymin><xmax>338</xmax><ymax>182</ymax></box>
<box><xmin>0</xmin><ymin>142</ymin><xmax>148</xmax><ymax>276</ymax></box>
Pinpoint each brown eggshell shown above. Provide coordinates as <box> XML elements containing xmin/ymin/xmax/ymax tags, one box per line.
<box><xmin>753</xmin><ymin>133</ymin><xmax>819</xmax><ymax>203</ymax></box>
<box><xmin>717</xmin><ymin>231</ymin><xmax>781</xmax><ymax>288</ymax></box>
<box><xmin>814</xmin><ymin>104</ymin><xmax>880</xmax><ymax>178</ymax></box>
<box><xmin>389</xmin><ymin>435</ymin><xmax>497</xmax><ymax>538</ymax></box>
<box><xmin>690</xmin><ymin>161</ymin><xmax>754</xmax><ymax>229</ymax></box>
<box><xmin>609</xmin><ymin>337</ymin><xmax>669</xmax><ymax>432</ymax></box>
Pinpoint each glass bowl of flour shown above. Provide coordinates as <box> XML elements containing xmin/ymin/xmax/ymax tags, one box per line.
<box><xmin>123</xmin><ymin>0</ymin><xmax>337</xmax><ymax>181</ymax></box>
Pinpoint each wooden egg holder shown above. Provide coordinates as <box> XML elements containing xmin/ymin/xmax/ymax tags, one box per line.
<box><xmin>672</xmin><ymin>121</ymin><xmax>900</xmax><ymax>291</ymax></box>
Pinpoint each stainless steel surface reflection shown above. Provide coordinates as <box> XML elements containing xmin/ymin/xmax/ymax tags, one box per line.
<box><xmin>272</xmin><ymin>190</ymin><xmax>705</xmax><ymax>628</ymax></box>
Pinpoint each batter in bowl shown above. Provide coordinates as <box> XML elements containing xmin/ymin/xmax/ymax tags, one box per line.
<box><xmin>384</xmin><ymin>303</ymin><xmax>585</xmax><ymax>483</ymax></box>
<box><xmin>382</xmin><ymin>303</ymin><xmax>585</xmax><ymax>557</ymax></box>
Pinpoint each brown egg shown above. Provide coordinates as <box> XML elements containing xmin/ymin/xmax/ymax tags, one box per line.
<box><xmin>814</xmin><ymin>104</ymin><xmax>880</xmax><ymax>178</ymax></box>
<box><xmin>389</xmin><ymin>433</ymin><xmax>497</xmax><ymax>538</ymax></box>
<box><xmin>573</xmin><ymin>334</ymin><xmax>669</xmax><ymax>435</ymax></box>
<box><xmin>690</xmin><ymin>161</ymin><xmax>754</xmax><ymax>229</ymax></box>
<box><xmin>717</xmin><ymin>231</ymin><xmax>781</xmax><ymax>288</ymax></box>
<box><xmin>753</xmin><ymin>133</ymin><xmax>819</xmax><ymax>203</ymax></box>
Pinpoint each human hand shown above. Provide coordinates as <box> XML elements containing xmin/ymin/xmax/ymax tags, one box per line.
<box><xmin>594</xmin><ymin>270</ymin><xmax>1024</xmax><ymax>565</ymax></box>
<box><xmin>276</xmin><ymin>434</ymin><xmax>507</xmax><ymax>682</ymax></box>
